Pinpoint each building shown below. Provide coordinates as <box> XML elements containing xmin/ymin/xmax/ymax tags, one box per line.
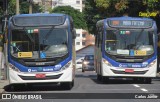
<box><xmin>52</xmin><ymin>0</ymin><xmax>85</xmax><ymax>12</ymax></box>
<box><xmin>75</xmin><ymin>29</ymin><xmax>95</xmax><ymax>50</ymax></box>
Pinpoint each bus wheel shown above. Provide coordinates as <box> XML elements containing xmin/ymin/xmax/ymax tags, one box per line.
<box><xmin>97</xmin><ymin>74</ymin><xmax>102</xmax><ymax>81</ymax></box>
<box><xmin>61</xmin><ymin>80</ymin><xmax>74</xmax><ymax>90</ymax></box>
<box><xmin>101</xmin><ymin>76</ymin><xmax>109</xmax><ymax>84</ymax></box>
<box><xmin>82</xmin><ymin>69</ymin><xmax>85</xmax><ymax>72</ymax></box>
<box><xmin>10</xmin><ymin>84</ymin><xmax>23</xmax><ymax>91</ymax></box>
<box><xmin>144</xmin><ymin>78</ymin><xmax>152</xmax><ymax>84</ymax></box>
<box><xmin>133</xmin><ymin>78</ymin><xmax>139</xmax><ymax>83</ymax></box>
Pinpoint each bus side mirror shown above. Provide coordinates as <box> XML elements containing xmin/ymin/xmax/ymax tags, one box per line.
<box><xmin>72</xmin><ymin>29</ymin><xmax>76</xmax><ymax>39</ymax></box>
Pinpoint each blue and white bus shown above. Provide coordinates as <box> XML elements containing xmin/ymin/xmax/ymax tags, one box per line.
<box><xmin>95</xmin><ymin>16</ymin><xmax>157</xmax><ymax>84</ymax></box>
<box><xmin>5</xmin><ymin>13</ymin><xmax>76</xmax><ymax>89</ymax></box>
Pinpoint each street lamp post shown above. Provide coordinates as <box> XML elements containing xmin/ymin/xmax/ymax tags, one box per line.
<box><xmin>16</xmin><ymin>0</ymin><xmax>20</xmax><ymax>14</ymax></box>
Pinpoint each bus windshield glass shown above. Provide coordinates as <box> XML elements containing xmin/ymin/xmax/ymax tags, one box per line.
<box><xmin>105</xmin><ymin>29</ymin><xmax>154</xmax><ymax>56</ymax></box>
<box><xmin>10</xmin><ymin>27</ymin><xmax>68</xmax><ymax>59</ymax></box>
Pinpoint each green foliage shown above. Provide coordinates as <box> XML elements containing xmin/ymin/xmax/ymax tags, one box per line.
<box><xmin>95</xmin><ymin>0</ymin><xmax>111</xmax><ymax>9</ymax></box>
<box><xmin>51</xmin><ymin>6</ymin><xmax>87</xmax><ymax>29</ymax></box>
<box><xmin>0</xmin><ymin>7</ymin><xmax>3</xmax><ymax>18</ymax></box>
<box><xmin>83</xmin><ymin>0</ymin><xmax>98</xmax><ymax>34</ymax></box>
<box><xmin>84</xmin><ymin>0</ymin><xmax>160</xmax><ymax>33</ymax></box>
<box><xmin>8</xmin><ymin>0</ymin><xmax>42</xmax><ymax>15</ymax></box>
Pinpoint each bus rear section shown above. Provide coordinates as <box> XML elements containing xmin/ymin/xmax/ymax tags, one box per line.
<box><xmin>95</xmin><ymin>17</ymin><xmax>157</xmax><ymax>84</ymax></box>
<box><xmin>6</xmin><ymin>13</ymin><xmax>76</xmax><ymax>89</ymax></box>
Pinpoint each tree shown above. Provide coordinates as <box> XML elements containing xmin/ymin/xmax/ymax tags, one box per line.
<box><xmin>8</xmin><ymin>0</ymin><xmax>42</xmax><ymax>15</ymax></box>
<box><xmin>84</xmin><ymin>0</ymin><xmax>160</xmax><ymax>33</ymax></box>
<box><xmin>83</xmin><ymin>0</ymin><xmax>98</xmax><ymax>34</ymax></box>
<box><xmin>51</xmin><ymin>6</ymin><xmax>87</xmax><ymax>29</ymax></box>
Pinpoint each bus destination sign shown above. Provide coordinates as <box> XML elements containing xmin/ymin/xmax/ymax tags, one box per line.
<box><xmin>109</xmin><ymin>20</ymin><xmax>153</xmax><ymax>28</ymax></box>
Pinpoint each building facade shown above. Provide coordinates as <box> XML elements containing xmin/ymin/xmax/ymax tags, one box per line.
<box><xmin>52</xmin><ymin>0</ymin><xmax>85</xmax><ymax>12</ymax></box>
<box><xmin>75</xmin><ymin>29</ymin><xmax>95</xmax><ymax>50</ymax></box>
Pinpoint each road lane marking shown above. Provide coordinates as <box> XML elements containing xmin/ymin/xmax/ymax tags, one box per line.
<box><xmin>133</xmin><ymin>84</ymin><xmax>140</xmax><ymax>88</ymax></box>
<box><xmin>133</xmin><ymin>84</ymin><xmax>149</xmax><ymax>92</ymax></box>
<box><xmin>140</xmin><ymin>88</ymin><xmax>148</xmax><ymax>92</ymax></box>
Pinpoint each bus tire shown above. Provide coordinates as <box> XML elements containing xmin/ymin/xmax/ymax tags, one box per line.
<box><xmin>10</xmin><ymin>84</ymin><xmax>23</xmax><ymax>91</ymax></box>
<box><xmin>144</xmin><ymin>78</ymin><xmax>152</xmax><ymax>84</ymax></box>
<box><xmin>61</xmin><ymin>80</ymin><xmax>74</xmax><ymax>90</ymax></box>
<box><xmin>82</xmin><ymin>68</ymin><xmax>85</xmax><ymax>72</ymax></box>
<box><xmin>97</xmin><ymin>74</ymin><xmax>102</xmax><ymax>81</ymax></box>
<box><xmin>101</xmin><ymin>76</ymin><xmax>109</xmax><ymax>84</ymax></box>
<box><xmin>133</xmin><ymin>78</ymin><xmax>139</xmax><ymax>83</ymax></box>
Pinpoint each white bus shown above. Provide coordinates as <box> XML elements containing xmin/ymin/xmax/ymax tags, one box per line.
<box><xmin>95</xmin><ymin>16</ymin><xmax>157</xmax><ymax>84</ymax></box>
<box><xmin>5</xmin><ymin>13</ymin><xmax>76</xmax><ymax>89</ymax></box>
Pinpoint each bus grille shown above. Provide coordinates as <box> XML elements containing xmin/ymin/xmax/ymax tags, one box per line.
<box><xmin>18</xmin><ymin>74</ymin><xmax>62</xmax><ymax>80</ymax></box>
<box><xmin>111</xmin><ymin>69</ymin><xmax>148</xmax><ymax>74</ymax></box>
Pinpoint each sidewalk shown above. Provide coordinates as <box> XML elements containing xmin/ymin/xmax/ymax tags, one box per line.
<box><xmin>0</xmin><ymin>80</ymin><xmax>9</xmax><ymax>93</ymax></box>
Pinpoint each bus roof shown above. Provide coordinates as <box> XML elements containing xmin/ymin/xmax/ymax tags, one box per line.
<box><xmin>13</xmin><ymin>13</ymin><xmax>68</xmax><ymax>17</ymax></box>
<box><xmin>106</xmin><ymin>16</ymin><xmax>153</xmax><ymax>21</ymax></box>
<box><xmin>96</xmin><ymin>16</ymin><xmax>155</xmax><ymax>28</ymax></box>
<box><xmin>11</xmin><ymin>13</ymin><xmax>69</xmax><ymax>27</ymax></box>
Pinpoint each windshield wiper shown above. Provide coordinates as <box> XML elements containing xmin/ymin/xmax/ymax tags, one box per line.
<box><xmin>135</xmin><ymin>29</ymin><xmax>144</xmax><ymax>47</ymax></box>
<box><xmin>41</xmin><ymin>26</ymin><xmax>55</xmax><ymax>50</ymax></box>
<box><xmin>46</xmin><ymin>52</ymin><xmax>68</xmax><ymax>58</ymax></box>
<box><xmin>23</xmin><ymin>27</ymin><xmax>34</xmax><ymax>43</ymax></box>
<box><xmin>42</xmin><ymin>26</ymin><xmax>55</xmax><ymax>44</ymax></box>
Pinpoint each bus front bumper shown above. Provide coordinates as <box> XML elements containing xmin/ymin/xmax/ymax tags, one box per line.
<box><xmin>9</xmin><ymin>67</ymin><xmax>74</xmax><ymax>84</ymax></box>
<box><xmin>101</xmin><ymin>61</ymin><xmax>157</xmax><ymax>78</ymax></box>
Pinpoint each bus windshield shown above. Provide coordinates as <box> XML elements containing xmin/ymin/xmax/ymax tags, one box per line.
<box><xmin>105</xmin><ymin>29</ymin><xmax>154</xmax><ymax>56</ymax></box>
<box><xmin>10</xmin><ymin>27</ymin><xmax>68</xmax><ymax>59</ymax></box>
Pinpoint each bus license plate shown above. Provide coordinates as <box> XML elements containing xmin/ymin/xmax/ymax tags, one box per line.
<box><xmin>35</xmin><ymin>74</ymin><xmax>46</xmax><ymax>78</ymax></box>
<box><xmin>125</xmin><ymin>69</ymin><xmax>134</xmax><ymax>73</ymax></box>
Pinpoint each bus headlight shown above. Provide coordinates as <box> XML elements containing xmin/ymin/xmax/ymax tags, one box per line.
<box><xmin>61</xmin><ymin>61</ymin><xmax>71</xmax><ymax>70</ymax></box>
<box><xmin>9</xmin><ymin>63</ymin><xmax>20</xmax><ymax>72</ymax></box>
<box><xmin>147</xmin><ymin>60</ymin><xmax>156</xmax><ymax>68</ymax></box>
<box><xmin>103</xmin><ymin>59</ymin><xmax>112</xmax><ymax>67</ymax></box>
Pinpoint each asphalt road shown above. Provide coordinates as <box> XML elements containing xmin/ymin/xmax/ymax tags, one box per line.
<box><xmin>1</xmin><ymin>70</ymin><xmax>160</xmax><ymax>102</ymax></box>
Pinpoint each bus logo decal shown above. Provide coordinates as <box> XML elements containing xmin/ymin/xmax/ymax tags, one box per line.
<box><xmin>28</xmin><ymin>69</ymin><xmax>31</xmax><ymax>72</ymax></box>
<box><xmin>55</xmin><ymin>64</ymin><xmax>62</xmax><ymax>68</ymax></box>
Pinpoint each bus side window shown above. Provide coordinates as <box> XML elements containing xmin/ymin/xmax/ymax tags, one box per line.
<box><xmin>98</xmin><ymin>28</ymin><xmax>102</xmax><ymax>48</ymax></box>
<box><xmin>97</xmin><ymin>28</ymin><xmax>100</xmax><ymax>47</ymax></box>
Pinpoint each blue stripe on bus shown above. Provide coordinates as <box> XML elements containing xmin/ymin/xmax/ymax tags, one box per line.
<box><xmin>102</xmin><ymin>54</ymin><xmax>156</xmax><ymax>68</ymax></box>
<box><xmin>10</xmin><ymin>56</ymin><xmax>72</xmax><ymax>72</ymax></box>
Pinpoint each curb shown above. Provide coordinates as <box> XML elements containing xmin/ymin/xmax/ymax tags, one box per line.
<box><xmin>0</xmin><ymin>80</ymin><xmax>9</xmax><ymax>93</ymax></box>
<box><xmin>0</xmin><ymin>89</ymin><xmax>4</xmax><ymax>93</ymax></box>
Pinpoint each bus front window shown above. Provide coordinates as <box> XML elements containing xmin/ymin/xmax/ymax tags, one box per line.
<box><xmin>10</xmin><ymin>27</ymin><xmax>68</xmax><ymax>59</ymax></box>
<box><xmin>105</xmin><ymin>29</ymin><xmax>154</xmax><ymax>56</ymax></box>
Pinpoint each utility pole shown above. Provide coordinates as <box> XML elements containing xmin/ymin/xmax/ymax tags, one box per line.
<box><xmin>29</xmin><ymin>3</ymin><xmax>32</xmax><ymax>14</ymax></box>
<box><xmin>16</xmin><ymin>0</ymin><xmax>20</xmax><ymax>14</ymax></box>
